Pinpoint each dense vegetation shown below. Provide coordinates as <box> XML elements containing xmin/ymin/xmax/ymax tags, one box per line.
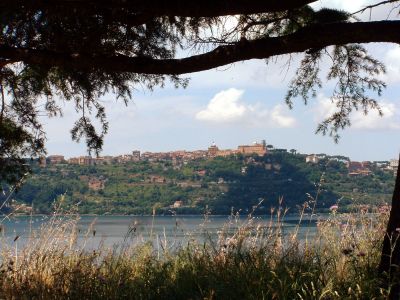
<box><xmin>0</xmin><ymin>208</ymin><xmax>394</xmax><ymax>299</ymax></box>
<box><xmin>10</xmin><ymin>152</ymin><xmax>395</xmax><ymax>215</ymax></box>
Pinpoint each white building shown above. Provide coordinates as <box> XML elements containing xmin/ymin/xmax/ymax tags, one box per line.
<box><xmin>306</xmin><ymin>154</ymin><xmax>319</xmax><ymax>164</ymax></box>
<box><xmin>390</xmin><ymin>159</ymin><xmax>399</xmax><ymax>170</ymax></box>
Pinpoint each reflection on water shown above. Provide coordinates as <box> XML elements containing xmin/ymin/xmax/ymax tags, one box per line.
<box><xmin>0</xmin><ymin>215</ymin><xmax>324</xmax><ymax>250</ymax></box>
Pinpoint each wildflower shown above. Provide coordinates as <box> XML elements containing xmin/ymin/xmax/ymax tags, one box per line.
<box><xmin>378</xmin><ymin>205</ymin><xmax>390</xmax><ymax>214</ymax></box>
<box><xmin>329</xmin><ymin>205</ymin><xmax>339</xmax><ymax>212</ymax></box>
<box><xmin>357</xmin><ymin>251</ymin><xmax>366</xmax><ymax>257</ymax></box>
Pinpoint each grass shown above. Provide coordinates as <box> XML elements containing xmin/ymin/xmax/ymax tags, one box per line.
<box><xmin>0</xmin><ymin>199</ymin><xmax>395</xmax><ymax>299</ymax></box>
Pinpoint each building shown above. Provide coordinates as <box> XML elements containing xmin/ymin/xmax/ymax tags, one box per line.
<box><xmin>346</xmin><ymin>161</ymin><xmax>363</xmax><ymax>172</ymax></box>
<box><xmin>349</xmin><ymin>169</ymin><xmax>372</xmax><ymax>177</ymax></box>
<box><xmin>346</xmin><ymin>161</ymin><xmax>373</xmax><ymax>177</ymax></box>
<box><xmin>68</xmin><ymin>157</ymin><xmax>79</xmax><ymax>164</ymax></box>
<box><xmin>132</xmin><ymin>150</ymin><xmax>140</xmax><ymax>161</ymax></box>
<box><xmin>208</xmin><ymin>142</ymin><xmax>219</xmax><ymax>157</ymax></box>
<box><xmin>196</xmin><ymin>170</ymin><xmax>207</xmax><ymax>176</ymax></box>
<box><xmin>390</xmin><ymin>159</ymin><xmax>399</xmax><ymax>170</ymax></box>
<box><xmin>216</xmin><ymin>149</ymin><xmax>238</xmax><ymax>157</ymax></box>
<box><xmin>172</xmin><ymin>200</ymin><xmax>183</xmax><ymax>208</ymax></box>
<box><xmin>47</xmin><ymin>155</ymin><xmax>65</xmax><ymax>164</ymax></box>
<box><xmin>88</xmin><ymin>177</ymin><xmax>106</xmax><ymax>190</ymax></box>
<box><xmin>79</xmin><ymin>156</ymin><xmax>93</xmax><ymax>166</ymax></box>
<box><xmin>68</xmin><ymin>156</ymin><xmax>93</xmax><ymax>165</ymax></box>
<box><xmin>208</xmin><ymin>142</ymin><xmax>241</xmax><ymax>157</ymax></box>
<box><xmin>102</xmin><ymin>156</ymin><xmax>115</xmax><ymax>164</ymax></box>
<box><xmin>374</xmin><ymin>161</ymin><xmax>389</xmax><ymax>168</ymax></box>
<box><xmin>305</xmin><ymin>154</ymin><xmax>319</xmax><ymax>164</ymax></box>
<box><xmin>150</xmin><ymin>175</ymin><xmax>166</xmax><ymax>184</ymax></box>
<box><xmin>116</xmin><ymin>154</ymin><xmax>138</xmax><ymax>163</ymax></box>
<box><xmin>93</xmin><ymin>157</ymin><xmax>105</xmax><ymax>165</ymax></box>
<box><xmin>362</xmin><ymin>161</ymin><xmax>372</xmax><ymax>169</ymax></box>
<box><xmin>237</xmin><ymin>141</ymin><xmax>267</xmax><ymax>156</ymax></box>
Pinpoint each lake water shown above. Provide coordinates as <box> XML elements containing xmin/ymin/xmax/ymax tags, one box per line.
<box><xmin>0</xmin><ymin>214</ymin><xmax>322</xmax><ymax>250</ymax></box>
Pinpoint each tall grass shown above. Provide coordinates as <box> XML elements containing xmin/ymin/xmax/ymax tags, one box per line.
<box><xmin>0</xmin><ymin>201</ymin><xmax>394</xmax><ymax>299</ymax></box>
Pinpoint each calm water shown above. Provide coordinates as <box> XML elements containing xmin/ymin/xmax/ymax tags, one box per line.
<box><xmin>0</xmin><ymin>215</ymin><xmax>322</xmax><ymax>250</ymax></box>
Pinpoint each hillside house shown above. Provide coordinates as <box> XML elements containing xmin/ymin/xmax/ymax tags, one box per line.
<box><xmin>305</xmin><ymin>155</ymin><xmax>319</xmax><ymax>164</ymax></box>
<box><xmin>150</xmin><ymin>176</ymin><xmax>166</xmax><ymax>184</ymax></box>
<box><xmin>172</xmin><ymin>200</ymin><xmax>183</xmax><ymax>208</ymax></box>
<box><xmin>48</xmin><ymin>155</ymin><xmax>65</xmax><ymax>164</ymax></box>
<box><xmin>88</xmin><ymin>178</ymin><xmax>106</xmax><ymax>190</ymax></box>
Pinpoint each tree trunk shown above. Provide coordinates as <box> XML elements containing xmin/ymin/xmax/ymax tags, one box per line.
<box><xmin>379</xmin><ymin>154</ymin><xmax>400</xmax><ymax>298</ymax></box>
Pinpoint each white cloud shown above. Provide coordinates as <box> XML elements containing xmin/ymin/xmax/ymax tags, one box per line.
<box><xmin>352</xmin><ymin>102</ymin><xmax>400</xmax><ymax>129</ymax></box>
<box><xmin>196</xmin><ymin>88</ymin><xmax>296</xmax><ymax>128</ymax></box>
<box><xmin>270</xmin><ymin>104</ymin><xmax>297</xmax><ymax>128</ymax></box>
<box><xmin>383</xmin><ymin>46</ymin><xmax>400</xmax><ymax>84</ymax></box>
<box><xmin>195</xmin><ymin>88</ymin><xmax>247</xmax><ymax>122</ymax></box>
<box><xmin>313</xmin><ymin>95</ymin><xmax>338</xmax><ymax>121</ymax></box>
<box><xmin>313</xmin><ymin>94</ymin><xmax>400</xmax><ymax>130</ymax></box>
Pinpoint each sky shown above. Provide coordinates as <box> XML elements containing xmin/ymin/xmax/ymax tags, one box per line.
<box><xmin>41</xmin><ymin>0</ymin><xmax>400</xmax><ymax>161</ymax></box>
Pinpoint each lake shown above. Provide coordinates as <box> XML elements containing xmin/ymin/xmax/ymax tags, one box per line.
<box><xmin>0</xmin><ymin>214</ymin><xmax>322</xmax><ymax>250</ymax></box>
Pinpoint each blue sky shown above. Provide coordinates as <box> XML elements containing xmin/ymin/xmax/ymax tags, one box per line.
<box><xmin>42</xmin><ymin>1</ymin><xmax>400</xmax><ymax>161</ymax></box>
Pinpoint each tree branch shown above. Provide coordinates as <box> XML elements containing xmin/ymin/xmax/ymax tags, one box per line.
<box><xmin>0</xmin><ymin>0</ymin><xmax>316</xmax><ymax>17</ymax></box>
<box><xmin>351</xmin><ymin>0</ymin><xmax>400</xmax><ymax>15</ymax></box>
<box><xmin>0</xmin><ymin>21</ymin><xmax>399</xmax><ymax>75</ymax></box>
<box><xmin>0</xmin><ymin>81</ymin><xmax>5</xmax><ymax>124</ymax></box>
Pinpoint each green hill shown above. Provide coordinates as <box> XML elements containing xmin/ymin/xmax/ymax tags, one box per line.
<box><xmin>9</xmin><ymin>152</ymin><xmax>395</xmax><ymax>215</ymax></box>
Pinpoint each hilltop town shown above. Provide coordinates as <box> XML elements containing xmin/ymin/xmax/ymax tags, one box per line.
<box><xmin>3</xmin><ymin>137</ymin><xmax>397</xmax><ymax>300</ymax></box>
<box><xmin>3</xmin><ymin>140</ymin><xmax>393</xmax><ymax>215</ymax></box>
<box><xmin>43</xmin><ymin>141</ymin><xmax>268</xmax><ymax>166</ymax></box>
<box><xmin>43</xmin><ymin>140</ymin><xmax>399</xmax><ymax>177</ymax></box>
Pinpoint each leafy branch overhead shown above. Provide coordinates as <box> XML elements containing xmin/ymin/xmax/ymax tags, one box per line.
<box><xmin>0</xmin><ymin>0</ymin><xmax>399</xmax><ymax>185</ymax></box>
<box><xmin>286</xmin><ymin>44</ymin><xmax>386</xmax><ymax>142</ymax></box>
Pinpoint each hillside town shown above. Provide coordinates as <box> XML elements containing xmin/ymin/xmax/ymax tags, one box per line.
<box><xmin>11</xmin><ymin>140</ymin><xmax>396</xmax><ymax>216</ymax></box>
<box><xmin>43</xmin><ymin>141</ymin><xmax>269</xmax><ymax>166</ymax></box>
<box><xmin>42</xmin><ymin>140</ymin><xmax>399</xmax><ymax>177</ymax></box>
